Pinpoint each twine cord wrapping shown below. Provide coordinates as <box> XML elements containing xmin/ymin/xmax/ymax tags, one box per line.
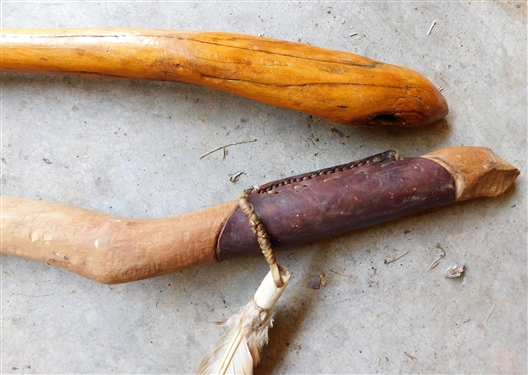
<box><xmin>238</xmin><ymin>187</ymin><xmax>284</xmax><ymax>288</ymax></box>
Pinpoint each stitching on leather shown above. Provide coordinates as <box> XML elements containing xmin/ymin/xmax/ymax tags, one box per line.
<box><xmin>258</xmin><ymin>150</ymin><xmax>400</xmax><ymax>194</ymax></box>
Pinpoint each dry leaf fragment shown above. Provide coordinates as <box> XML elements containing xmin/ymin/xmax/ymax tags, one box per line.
<box><xmin>445</xmin><ymin>264</ymin><xmax>465</xmax><ymax>278</ymax></box>
<box><xmin>319</xmin><ymin>272</ymin><xmax>326</xmax><ymax>287</ymax></box>
<box><xmin>427</xmin><ymin>243</ymin><xmax>446</xmax><ymax>271</ymax></box>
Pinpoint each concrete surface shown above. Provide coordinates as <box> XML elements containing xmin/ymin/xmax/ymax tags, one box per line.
<box><xmin>1</xmin><ymin>2</ymin><xmax>526</xmax><ymax>374</ymax></box>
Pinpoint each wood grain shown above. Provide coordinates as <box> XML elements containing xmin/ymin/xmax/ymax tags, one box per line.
<box><xmin>1</xmin><ymin>196</ymin><xmax>238</xmax><ymax>284</ymax></box>
<box><xmin>1</xmin><ymin>28</ymin><xmax>448</xmax><ymax>126</ymax></box>
<box><xmin>423</xmin><ymin>146</ymin><xmax>520</xmax><ymax>201</ymax></box>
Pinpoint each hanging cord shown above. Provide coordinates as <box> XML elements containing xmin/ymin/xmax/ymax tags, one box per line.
<box><xmin>238</xmin><ymin>187</ymin><xmax>284</xmax><ymax>288</ymax></box>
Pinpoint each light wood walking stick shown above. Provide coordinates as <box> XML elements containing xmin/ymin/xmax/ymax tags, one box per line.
<box><xmin>1</xmin><ymin>28</ymin><xmax>448</xmax><ymax>127</ymax></box>
<box><xmin>0</xmin><ymin>146</ymin><xmax>519</xmax><ymax>374</ymax></box>
<box><xmin>1</xmin><ymin>146</ymin><xmax>519</xmax><ymax>285</ymax></box>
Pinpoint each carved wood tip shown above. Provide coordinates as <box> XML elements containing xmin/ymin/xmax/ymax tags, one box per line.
<box><xmin>423</xmin><ymin>146</ymin><xmax>520</xmax><ymax>202</ymax></box>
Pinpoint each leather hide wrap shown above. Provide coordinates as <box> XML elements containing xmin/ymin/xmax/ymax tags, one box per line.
<box><xmin>216</xmin><ymin>152</ymin><xmax>456</xmax><ymax>262</ymax></box>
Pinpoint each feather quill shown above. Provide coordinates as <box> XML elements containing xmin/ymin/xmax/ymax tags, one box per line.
<box><xmin>197</xmin><ymin>265</ymin><xmax>291</xmax><ymax>375</ymax></box>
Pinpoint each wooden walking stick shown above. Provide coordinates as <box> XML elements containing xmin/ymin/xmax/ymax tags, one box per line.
<box><xmin>1</xmin><ymin>28</ymin><xmax>448</xmax><ymax>127</ymax></box>
<box><xmin>0</xmin><ymin>146</ymin><xmax>519</xmax><ymax>285</ymax></box>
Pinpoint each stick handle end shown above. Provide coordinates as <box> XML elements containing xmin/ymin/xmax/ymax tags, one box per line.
<box><xmin>423</xmin><ymin>146</ymin><xmax>520</xmax><ymax>202</ymax></box>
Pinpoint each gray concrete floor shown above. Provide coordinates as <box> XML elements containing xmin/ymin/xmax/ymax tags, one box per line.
<box><xmin>1</xmin><ymin>2</ymin><xmax>526</xmax><ymax>374</ymax></box>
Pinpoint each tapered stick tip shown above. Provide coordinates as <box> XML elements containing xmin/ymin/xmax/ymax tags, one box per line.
<box><xmin>423</xmin><ymin>146</ymin><xmax>520</xmax><ymax>201</ymax></box>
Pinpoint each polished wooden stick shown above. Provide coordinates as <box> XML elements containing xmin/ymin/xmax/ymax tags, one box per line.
<box><xmin>1</xmin><ymin>28</ymin><xmax>448</xmax><ymax>127</ymax></box>
<box><xmin>0</xmin><ymin>147</ymin><xmax>518</xmax><ymax>284</ymax></box>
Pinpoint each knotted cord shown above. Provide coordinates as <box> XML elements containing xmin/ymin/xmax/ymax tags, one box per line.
<box><xmin>238</xmin><ymin>187</ymin><xmax>283</xmax><ymax>288</ymax></box>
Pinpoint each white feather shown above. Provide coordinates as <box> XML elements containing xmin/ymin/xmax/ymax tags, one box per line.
<box><xmin>197</xmin><ymin>266</ymin><xmax>291</xmax><ymax>375</ymax></box>
<box><xmin>197</xmin><ymin>300</ymin><xmax>272</xmax><ymax>375</ymax></box>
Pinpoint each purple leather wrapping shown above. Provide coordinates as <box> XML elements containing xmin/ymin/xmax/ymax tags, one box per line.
<box><xmin>216</xmin><ymin>151</ymin><xmax>456</xmax><ymax>262</ymax></box>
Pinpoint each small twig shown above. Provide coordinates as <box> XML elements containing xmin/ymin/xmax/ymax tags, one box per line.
<box><xmin>349</xmin><ymin>32</ymin><xmax>358</xmax><ymax>37</ymax></box>
<box><xmin>308</xmin><ymin>133</ymin><xmax>318</xmax><ymax>146</ymax></box>
<box><xmin>329</xmin><ymin>125</ymin><xmax>349</xmax><ymax>138</ymax></box>
<box><xmin>329</xmin><ymin>269</ymin><xmax>346</xmax><ymax>277</ymax></box>
<box><xmin>427</xmin><ymin>257</ymin><xmax>442</xmax><ymax>271</ymax></box>
<box><xmin>229</xmin><ymin>171</ymin><xmax>245</xmax><ymax>183</ymax></box>
<box><xmin>384</xmin><ymin>250</ymin><xmax>410</xmax><ymax>265</ymax></box>
<box><xmin>199</xmin><ymin>139</ymin><xmax>257</xmax><ymax>159</ymax></box>
<box><xmin>42</xmin><ymin>158</ymin><xmax>69</xmax><ymax>169</ymax></box>
<box><xmin>427</xmin><ymin>20</ymin><xmax>436</xmax><ymax>36</ymax></box>
<box><xmin>483</xmin><ymin>303</ymin><xmax>496</xmax><ymax>326</ymax></box>
<box><xmin>404</xmin><ymin>352</ymin><xmax>418</xmax><ymax>361</ymax></box>
<box><xmin>428</xmin><ymin>243</ymin><xmax>446</xmax><ymax>271</ymax></box>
